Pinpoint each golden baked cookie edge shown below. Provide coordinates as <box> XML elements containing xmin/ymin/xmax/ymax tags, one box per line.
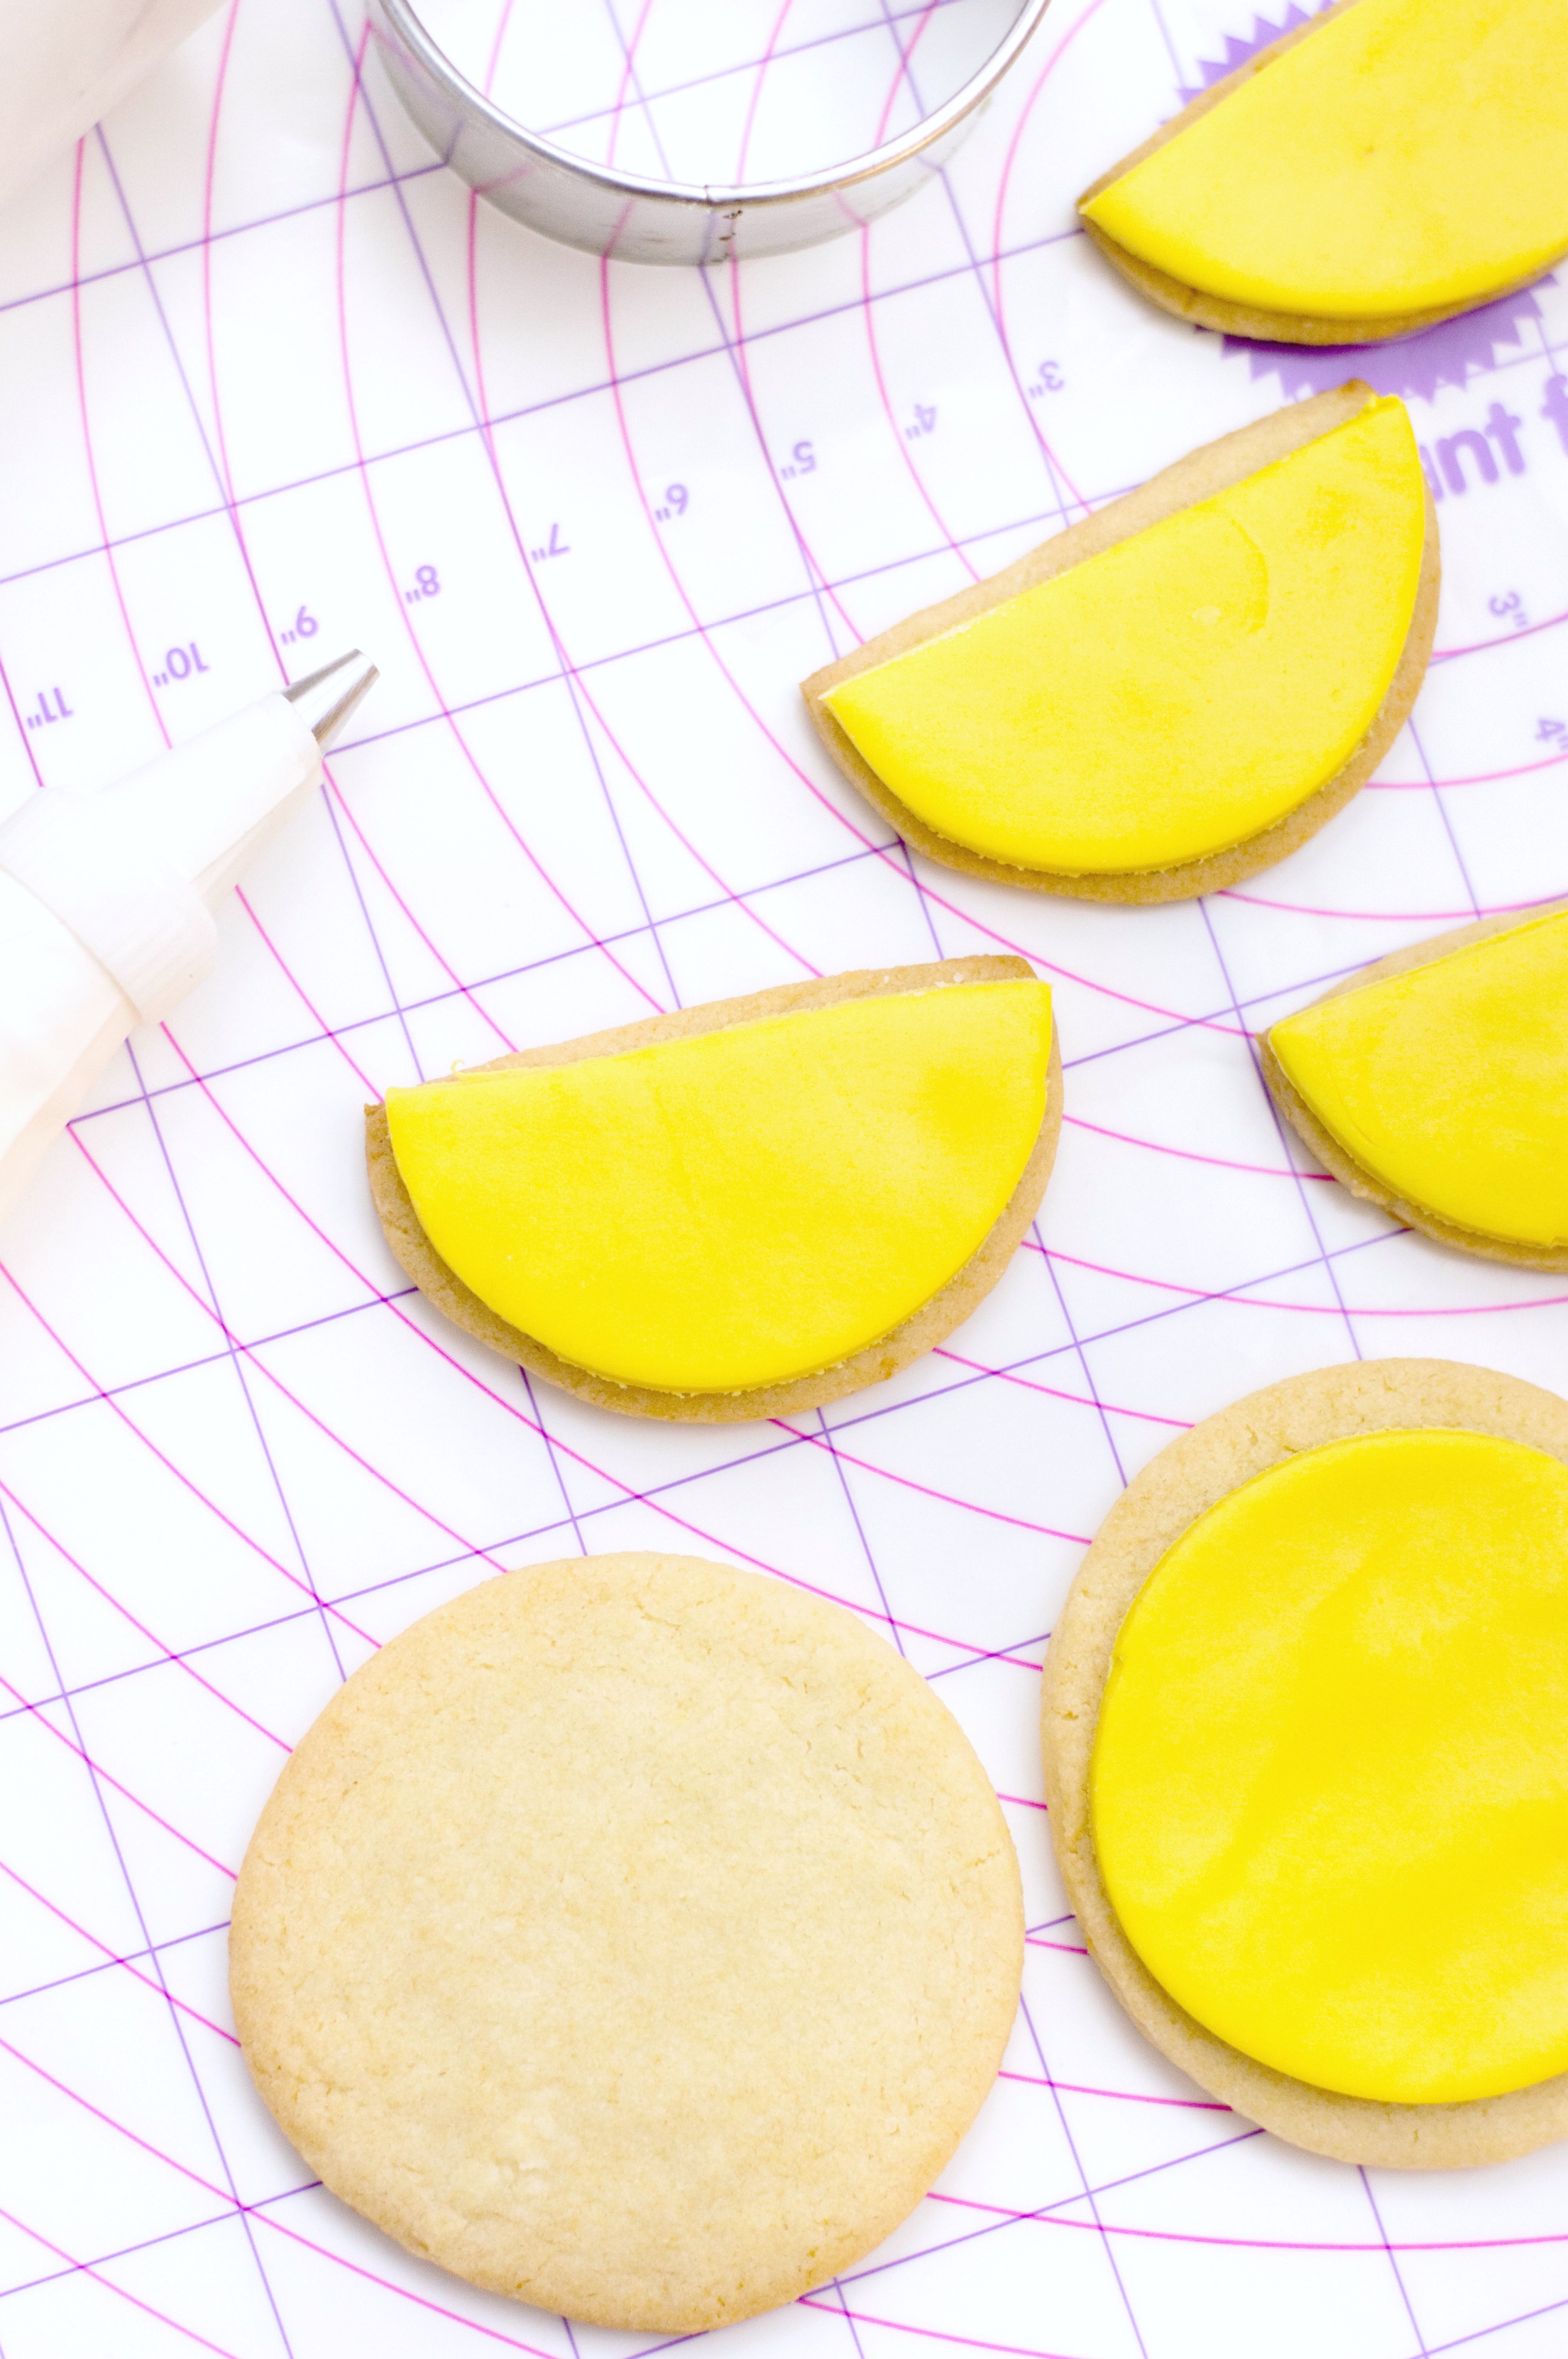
<box><xmin>1041</xmin><ymin>1358</ymin><xmax>1568</xmax><ymax>2167</ymax></box>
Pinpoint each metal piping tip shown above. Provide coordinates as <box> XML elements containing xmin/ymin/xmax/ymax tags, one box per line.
<box><xmin>284</xmin><ymin>650</ymin><xmax>379</xmax><ymax>750</ymax></box>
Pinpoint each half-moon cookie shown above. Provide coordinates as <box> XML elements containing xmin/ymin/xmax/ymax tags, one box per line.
<box><xmin>1079</xmin><ymin>0</ymin><xmax>1568</xmax><ymax>344</ymax></box>
<box><xmin>803</xmin><ymin>386</ymin><xmax>1436</xmax><ymax>902</ymax></box>
<box><xmin>1042</xmin><ymin>1359</ymin><xmax>1568</xmax><ymax>2168</ymax></box>
<box><xmin>367</xmin><ymin>956</ymin><xmax>1060</xmax><ymax>1420</ymax></box>
<box><xmin>231</xmin><ymin>1551</ymin><xmax>1024</xmax><ymax>2328</ymax></box>
<box><xmin>1263</xmin><ymin>901</ymin><xmax>1568</xmax><ymax>1269</ymax></box>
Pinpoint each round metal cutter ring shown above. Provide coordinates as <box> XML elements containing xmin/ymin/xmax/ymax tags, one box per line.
<box><xmin>373</xmin><ymin>0</ymin><xmax>1057</xmax><ymax>266</ymax></box>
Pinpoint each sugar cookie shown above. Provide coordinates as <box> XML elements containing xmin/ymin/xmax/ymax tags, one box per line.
<box><xmin>1263</xmin><ymin>901</ymin><xmax>1568</xmax><ymax>1268</ymax></box>
<box><xmin>367</xmin><ymin>957</ymin><xmax>1060</xmax><ymax>1420</ymax></box>
<box><xmin>804</xmin><ymin>386</ymin><xmax>1437</xmax><ymax>902</ymax></box>
<box><xmin>1080</xmin><ymin>0</ymin><xmax>1568</xmax><ymax>344</ymax></box>
<box><xmin>1042</xmin><ymin>1359</ymin><xmax>1568</xmax><ymax>2167</ymax></box>
<box><xmin>232</xmin><ymin>1552</ymin><xmax>1024</xmax><ymax>2328</ymax></box>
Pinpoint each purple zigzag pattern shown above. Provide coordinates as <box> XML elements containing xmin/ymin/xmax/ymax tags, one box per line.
<box><xmin>1182</xmin><ymin>9</ymin><xmax>1555</xmax><ymax>401</ymax></box>
<box><xmin>1176</xmin><ymin>3</ymin><xmax>1319</xmax><ymax>99</ymax></box>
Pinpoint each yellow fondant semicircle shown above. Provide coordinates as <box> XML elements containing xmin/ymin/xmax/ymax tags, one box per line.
<box><xmin>822</xmin><ymin>398</ymin><xmax>1425</xmax><ymax>875</ymax></box>
<box><xmin>1092</xmin><ymin>1430</ymin><xmax>1568</xmax><ymax>2106</ymax></box>
<box><xmin>1083</xmin><ymin>0</ymin><xmax>1568</xmax><ymax>321</ymax></box>
<box><xmin>383</xmin><ymin>981</ymin><xmax>1053</xmax><ymax>1394</ymax></box>
<box><xmin>1270</xmin><ymin>910</ymin><xmax>1568</xmax><ymax>1247</ymax></box>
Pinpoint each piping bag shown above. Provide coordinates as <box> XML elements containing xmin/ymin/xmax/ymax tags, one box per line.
<box><xmin>0</xmin><ymin>0</ymin><xmax>229</xmax><ymax>219</ymax></box>
<box><xmin>0</xmin><ymin>0</ymin><xmax>226</xmax><ymax>218</ymax></box>
<box><xmin>0</xmin><ymin>651</ymin><xmax>378</xmax><ymax>1228</ymax></box>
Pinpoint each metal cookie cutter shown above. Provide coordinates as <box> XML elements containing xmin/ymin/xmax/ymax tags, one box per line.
<box><xmin>373</xmin><ymin>0</ymin><xmax>1056</xmax><ymax>266</ymax></box>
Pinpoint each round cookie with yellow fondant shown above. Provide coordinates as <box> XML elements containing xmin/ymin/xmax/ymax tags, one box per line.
<box><xmin>1042</xmin><ymin>1359</ymin><xmax>1568</xmax><ymax>2167</ymax></box>
<box><xmin>803</xmin><ymin>385</ymin><xmax>1438</xmax><ymax>902</ymax></box>
<box><xmin>1263</xmin><ymin>901</ymin><xmax>1568</xmax><ymax>1269</ymax></box>
<box><xmin>232</xmin><ymin>1553</ymin><xmax>1024</xmax><ymax>2328</ymax></box>
<box><xmin>1080</xmin><ymin>0</ymin><xmax>1568</xmax><ymax>344</ymax></box>
<box><xmin>366</xmin><ymin>957</ymin><xmax>1060</xmax><ymax>1421</ymax></box>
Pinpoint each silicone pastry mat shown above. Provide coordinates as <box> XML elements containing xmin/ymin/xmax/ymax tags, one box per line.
<box><xmin>1</xmin><ymin>1</ymin><xmax>1566</xmax><ymax>2353</ymax></box>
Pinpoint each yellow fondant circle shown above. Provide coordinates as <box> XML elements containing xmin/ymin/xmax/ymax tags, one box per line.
<box><xmin>384</xmin><ymin>981</ymin><xmax>1052</xmax><ymax>1394</ymax></box>
<box><xmin>1271</xmin><ymin>910</ymin><xmax>1568</xmax><ymax>1247</ymax></box>
<box><xmin>823</xmin><ymin>399</ymin><xmax>1423</xmax><ymax>875</ymax></box>
<box><xmin>1083</xmin><ymin>0</ymin><xmax>1568</xmax><ymax>321</ymax></box>
<box><xmin>1092</xmin><ymin>1430</ymin><xmax>1568</xmax><ymax>2106</ymax></box>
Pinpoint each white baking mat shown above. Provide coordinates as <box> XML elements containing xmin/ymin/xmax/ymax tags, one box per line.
<box><xmin>1</xmin><ymin>1</ymin><xmax>1567</xmax><ymax>2352</ymax></box>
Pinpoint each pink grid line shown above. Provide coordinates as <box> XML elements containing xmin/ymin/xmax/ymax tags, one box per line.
<box><xmin>2</xmin><ymin>2</ymin><xmax>1567</xmax><ymax>2356</ymax></box>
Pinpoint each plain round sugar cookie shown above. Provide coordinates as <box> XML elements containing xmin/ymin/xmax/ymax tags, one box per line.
<box><xmin>232</xmin><ymin>1553</ymin><xmax>1024</xmax><ymax>2329</ymax></box>
<box><xmin>1041</xmin><ymin>1359</ymin><xmax>1568</xmax><ymax>2168</ymax></box>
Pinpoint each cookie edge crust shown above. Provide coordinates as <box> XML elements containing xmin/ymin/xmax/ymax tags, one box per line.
<box><xmin>231</xmin><ymin>1550</ymin><xmax>1027</xmax><ymax>2331</ymax></box>
<box><xmin>1040</xmin><ymin>1357</ymin><xmax>1568</xmax><ymax>2169</ymax></box>
<box><xmin>800</xmin><ymin>386</ymin><xmax>1440</xmax><ymax>902</ymax></box>
<box><xmin>1260</xmin><ymin>897</ymin><xmax>1568</xmax><ymax>1270</ymax></box>
<box><xmin>1075</xmin><ymin>0</ymin><xmax>1568</xmax><ymax>344</ymax></box>
<box><xmin>365</xmin><ymin>956</ymin><xmax>1062</xmax><ymax>1421</ymax></box>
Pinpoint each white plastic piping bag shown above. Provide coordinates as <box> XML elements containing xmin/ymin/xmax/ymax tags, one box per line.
<box><xmin>0</xmin><ymin>651</ymin><xmax>377</xmax><ymax>1229</ymax></box>
<box><xmin>0</xmin><ymin>0</ymin><xmax>227</xmax><ymax>217</ymax></box>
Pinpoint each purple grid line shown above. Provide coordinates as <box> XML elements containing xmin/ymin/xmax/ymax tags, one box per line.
<box><xmin>0</xmin><ymin>2065</ymin><xmax>1266</xmax><ymax>2338</ymax></box>
<box><xmin>2</xmin><ymin>1222</ymin><xmax>1500</xmax><ymax>1698</ymax></box>
<box><xmin>1197</xmin><ymin>897</ymin><xmax>1366</xmax><ymax>1358</ymax></box>
<box><xmin>1015</xmin><ymin>1989</ymin><xmax>1152</xmax><ymax>2359</ymax></box>
<box><xmin>476</xmin><ymin>0</ymin><xmax>986</xmax><ymax>147</ymax></box>
<box><xmin>10</xmin><ymin>1215</ymin><xmax>1567</xmax><ymax>1748</ymax></box>
<box><xmin>1360</xmin><ymin>2166</ymin><xmax>1431</xmax><ymax>2358</ymax></box>
<box><xmin>1</xmin><ymin>1</ymin><xmax>1566</xmax><ymax>2354</ymax></box>
<box><xmin>2</xmin><ymin>1916</ymin><xmax>231</xmax><ymax>2015</ymax></box>
<box><xmin>0</xmin><ymin>1495</ymin><xmax>300</xmax><ymax>2358</ymax></box>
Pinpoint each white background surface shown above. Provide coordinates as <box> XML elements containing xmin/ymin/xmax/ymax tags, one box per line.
<box><xmin>1</xmin><ymin>1</ymin><xmax>1567</xmax><ymax>2353</ymax></box>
